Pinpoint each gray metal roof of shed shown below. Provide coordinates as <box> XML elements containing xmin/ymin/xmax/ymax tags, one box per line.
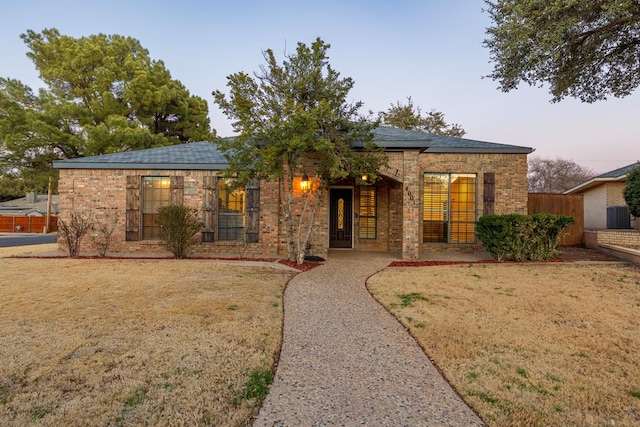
<box><xmin>53</xmin><ymin>127</ymin><xmax>533</xmax><ymax>170</ymax></box>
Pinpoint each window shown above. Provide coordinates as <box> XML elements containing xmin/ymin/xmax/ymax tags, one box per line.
<box><xmin>423</xmin><ymin>173</ymin><xmax>476</xmax><ymax>243</ymax></box>
<box><xmin>142</xmin><ymin>177</ymin><xmax>171</xmax><ymax>240</ymax></box>
<box><xmin>218</xmin><ymin>179</ymin><xmax>245</xmax><ymax>241</ymax></box>
<box><xmin>359</xmin><ymin>187</ymin><xmax>376</xmax><ymax>239</ymax></box>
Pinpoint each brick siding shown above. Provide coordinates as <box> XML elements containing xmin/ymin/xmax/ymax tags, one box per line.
<box><xmin>57</xmin><ymin>151</ymin><xmax>529</xmax><ymax>259</ymax></box>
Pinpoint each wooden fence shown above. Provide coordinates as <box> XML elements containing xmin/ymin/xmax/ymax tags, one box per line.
<box><xmin>0</xmin><ymin>216</ymin><xmax>58</xmax><ymax>233</ymax></box>
<box><xmin>528</xmin><ymin>193</ymin><xmax>584</xmax><ymax>246</ymax></box>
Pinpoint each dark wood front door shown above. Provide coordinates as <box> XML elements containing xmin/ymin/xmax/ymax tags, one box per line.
<box><xmin>329</xmin><ymin>188</ymin><xmax>353</xmax><ymax>248</ymax></box>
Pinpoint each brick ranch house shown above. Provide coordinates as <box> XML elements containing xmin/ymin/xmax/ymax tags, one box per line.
<box><xmin>53</xmin><ymin>126</ymin><xmax>533</xmax><ymax>260</ymax></box>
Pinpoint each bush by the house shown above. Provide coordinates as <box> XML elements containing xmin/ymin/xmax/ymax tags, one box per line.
<box><xmin>157</xmin><ymin>204</ymin><xmax>202</xmax><ymax>259</ymax></box>
<box><xmin>91</xmin><ymin>213</ymin><xmax>119</xmax><ymax>257</ymax></box>
<box><xmin>58</xmin><ymin>212</ymin><xmax>93</xmax><ymax>257</ymax></box>
<box><xmin>476</xmin><ymin>214</ymin><xmax>574</xmax><ymax>261</ymax></box>
<box><xmin>623</xmin><ymin>165</ymin><xmax>640</xmax><ymax>218</ymax></box>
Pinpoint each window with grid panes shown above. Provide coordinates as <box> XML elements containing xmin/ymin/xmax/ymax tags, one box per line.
<box><xmin>218</xmin><ymin>179</ymin><xmax>245</xmax><ymax>241</ymax></box>
<box><xmin>359</xmin><ymin>187</ymin><xmax>376</xmax><ymax>239</ymax></box>
<box><xmin>423</xmin><ymin>173</ymin><xmax>476</xmax><ymax>243</ymax></box>
<box><xmin>142</xmin><ymin>177</ymin><xmax>171</xmax><ymax>240</ymax></box>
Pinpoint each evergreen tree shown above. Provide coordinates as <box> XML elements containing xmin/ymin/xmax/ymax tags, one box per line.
<box><xmin>0</xmin><ymin>29</ymin><xmax>214</xmax><ymax>197</ymax></box>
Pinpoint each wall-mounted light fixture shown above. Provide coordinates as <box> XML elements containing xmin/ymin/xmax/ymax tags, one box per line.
<box><xmin>300</xmin><ymin>173</ymin><xmax>311</xmax><ymax>193</ymax></box>
<box><xmin>361</xmin><ymin>173</ymin><xmax>369</xmax><ymax>183</ymax></box>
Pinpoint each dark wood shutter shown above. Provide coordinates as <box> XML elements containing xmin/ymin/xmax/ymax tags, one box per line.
<box><xmin>483</xmin><ymin>172</ymin><xmax>495</xmax><ymax>216</ymax></box>
<box><xmin>202</xmin><ymin>176</ymin><xmax>217</xmax><ymax>242</ymax></box>
<box><xmin>170</xmin><ymin>176</ymin><xmax>184</xmax><ymax>206</ymax></box>
<box><xmin>126</xmin><ymin>176</ymin><xmax>140</xmax><ymax>241</ymax></box>
<box><xmin>245</xmin><ymin>178</ymin><xmax>260</xmax><ymax>243</ymax></box>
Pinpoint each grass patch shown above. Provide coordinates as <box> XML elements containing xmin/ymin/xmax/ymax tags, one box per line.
<box><xmin>233</xmin><ymin>369</ymin><xmax>273</xmax><ymax>407</ymax></box>
<box><xmin>466</xmin><ymin>371</ymin><xmax>479</xmax><ymax>381</ymax></box>
<box><xmin>123</xmin><ymin>388</ymin><xmax>147</xmax><ymax>407</ymax></box>
<box><xmin>468</xmin><ymin>390</ymin><xmax>499</xmax><ymax>404</ymax></box>
<box><xmin>29</xmin><ymin>406</ymin><xmax>51</xmax><ymax>420</ymax></box>
<box><xmin>396</xmin><ymin>292</ymin><xmax>427</xmax><ymax>307</ymax></box>
<box><xmin>368</xmin><ymin>263</ymin><xmax>640</xmax><ymax>426</ymax></box>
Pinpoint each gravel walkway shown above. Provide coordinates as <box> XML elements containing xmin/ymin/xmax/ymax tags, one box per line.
<box><xmin>254</xmin><ymin>251</ymin><xmax>485</xmax><ymax>426</ymax></box>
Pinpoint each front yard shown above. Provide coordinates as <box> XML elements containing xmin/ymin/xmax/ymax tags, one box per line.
<box><xmin>3</xmin><ymin>243</ymin><xmax>640</xmax><ymax>426</ymax></box>
<box><xmin>0</xmin><ymin>249</ymin><xmax>294</xmax><ymax>426</ymax></box>
<box><xmin>368</xmin><ymin>262</ymin><xmax>640</xmax><ymax>426</ymax></box>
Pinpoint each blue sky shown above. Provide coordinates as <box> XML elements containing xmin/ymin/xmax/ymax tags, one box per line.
<box><xmin>1</xmin><ymin>0</ymin><xmax>638</xmax><ymax>173</ymax></box>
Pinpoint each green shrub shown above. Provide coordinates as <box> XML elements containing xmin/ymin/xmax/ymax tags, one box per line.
<box><xmin>623</xmin><ymin>165</ymin><xmax>640</xmax><ymax>218</ymax></box>
<box><xmin>157</xmin><ymin>204</ymin><xmax>202</xmax><ymax>259</ymax></box>
<box><xmin>476</xmin><ymin>214</ymin><xmax>574</xmax><ymax>261</ymax></box>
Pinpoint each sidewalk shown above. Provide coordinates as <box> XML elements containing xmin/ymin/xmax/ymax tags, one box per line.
<box><xmin>254</xmin><ymin>251</ymin><xmax>485</xmax><ymax>426</ymax></box>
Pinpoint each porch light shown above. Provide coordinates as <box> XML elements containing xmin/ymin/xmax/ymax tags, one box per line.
<box><xmin>361</xmin><ymin>174</ymin><xmax>368</xmax><ymax>182</ymax></box>
<box><xmin>300</xmin><ymin>173</ymin><xmax>311</xmax><ymax>193</ymax></box>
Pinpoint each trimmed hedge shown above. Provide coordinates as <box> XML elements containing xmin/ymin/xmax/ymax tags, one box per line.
<box><xmin>476</xmin><ymin>214</ymin><xmax>574</xmax><ymax>262</ymax></box>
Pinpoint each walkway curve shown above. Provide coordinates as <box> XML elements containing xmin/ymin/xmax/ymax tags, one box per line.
<box><xmin>254</xmin><ymin>251</ymin><xmax>485</xmax><ymax>426</ymax></box>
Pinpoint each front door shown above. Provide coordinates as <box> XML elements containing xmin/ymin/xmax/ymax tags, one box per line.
<box><xmin>329</xmin><ymin>188</ymin><xmax>353</xmax><ymax>248</ymax></box>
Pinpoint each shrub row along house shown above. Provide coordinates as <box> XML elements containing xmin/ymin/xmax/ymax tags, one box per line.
<box><xmin>53</xmin><ymin>126</ymin><xmax>533</xmax><ymax>260</ymax></box>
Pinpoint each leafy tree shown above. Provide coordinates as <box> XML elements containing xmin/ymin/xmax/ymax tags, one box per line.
<box><xmin>484</xmin><ymin>0</ymin><xmax>640</xmax><ymax>102</ymax></box>
<box><xmin>623</xmin><ymin>165</ymin><xmax>640</xmax><ymax>217</ymax></box>
<box><xmin>0</xmin><ymin>28</ymin><xmax>214</xmax><ymax>198</ymax></box>
<box><xmin>380</xmin><ymin>97</ymin><xmax>466</xmax><ymax>137</ymax></box>
<box><xmin>214</xmin><ymin>38</ymin><xmax>385</xmax><ymax>263</ymax></box>
<box><xmin>528</xmin><ymin>157</ymin><xmax>597</xmax><ymax>193</ymax></box>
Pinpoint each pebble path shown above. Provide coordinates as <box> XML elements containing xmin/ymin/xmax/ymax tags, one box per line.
<box><xmin>254</xmin><ymin>251</ymin><xmax>485</xmax><ymax>426</ymax></box>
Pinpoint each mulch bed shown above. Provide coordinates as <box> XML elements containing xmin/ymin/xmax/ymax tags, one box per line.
<box><xmin>7</xmin><ymin>247</ymin><xmax>621</xmax><ymax>269</ymax></box>
<box><xmin>8</xmin><ymin>253</ymin><xmax>325</xmax><ymax>271</ymax></box>
<box><xmin>557</xmin><ymin>246</ymin><xmax>623</xmax><ymax>262</ymax></box>
<box><xmin>389</xmin><ymin>247</ymin><xmax>624</xmax><ymax>267</ymax></box>
<box><xmin>8</xmin><ymin>254</ymin><xmax>278</xmax><ymax>262</ymax></box>
<box><xmin>389</xmin><ymin>260</ymin><xmax>498</xmax><ymax>267</ymax></box>
<box><xmin>278</xmin><ymin>259</ymin><xmax>323</xmax><ymax>271</ymax></box>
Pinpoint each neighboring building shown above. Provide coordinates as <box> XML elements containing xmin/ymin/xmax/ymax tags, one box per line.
<box><xmin>0</xmin><ymin>193</ymin><xmax>59</xmax><ymax>232</ymax></box>
<box><xmin>53</xmin><ymin>127</ymin><xmax>533</xmax><ymax>260</ymax></box>
<box><xmin>0</xmin><ymin>193</ymin><xmax>59</xmax><ymax>217</ymax></box>
<box><xmin>565</xmin><ymin>162</ymin><xmax>639</xmax><ymax>230</ymax></box>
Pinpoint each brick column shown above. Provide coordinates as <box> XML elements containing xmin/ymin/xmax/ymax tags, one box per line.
<box><xmin>402</xmin><ymin>151</ymin><xmax>420</xmax><ymax>260</ymax></box>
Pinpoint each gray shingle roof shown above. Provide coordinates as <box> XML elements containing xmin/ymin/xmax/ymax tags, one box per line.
<box><xmin>564</xmin><ymin>161</ymin><xmax>640</xmax><ymax>194</ymax></box>
<box><xmin>53</xmin><ymin>142</ymin><xmax>227</xmax><ymax>170</ymax></box>
<box><xmin>366</xmin><ymin>126</ymin><xmax>533</xmax><ymax>153</ymax></box>
<box><xmin>596</xmin><ymin>162</ymin><xmax>640</xmax><ymax>179</ymax></box>
<box><xmin>53</xmin><ymin>127</ymin><xmax>533</xmax><ymax>170</ymax></box>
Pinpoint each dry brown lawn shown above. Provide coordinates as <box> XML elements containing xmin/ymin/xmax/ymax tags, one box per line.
<box><xmin>0</xmin><ymin>246</ymin><xmax>294</xmax><ymax>426</ymax></box>
<box><xmin>368</xmin><ymin>262</ymin><xmax>640</xmax><ymax>426</ymax></box>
